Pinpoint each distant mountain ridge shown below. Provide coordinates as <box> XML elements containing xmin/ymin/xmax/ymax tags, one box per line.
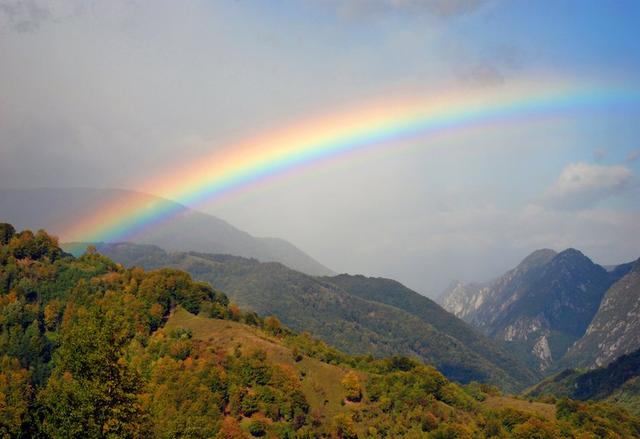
<box><xmin>89</xmin><ymin>241</ymin><xmax>539</xmax><ymax>390</ymax></box>
<box><xmin>440</xmin><ymin>248</ymin><xmax>631</xmax><ymax>371</ymax></box>
<box><xmin>440</xmin><ymin>249</ymin><xmax>558</xmax><ymax>325</ymax></box>
<box><xmin>0</xmin><ymin>187</ymin><xmax>333</xmax><ymax>276</ymax></box>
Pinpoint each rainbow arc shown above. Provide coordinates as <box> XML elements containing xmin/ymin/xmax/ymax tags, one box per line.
<box><xmin>62</xmin><ymin>78</ymin><xmax>639</xmax><ymax>243</ymax></box>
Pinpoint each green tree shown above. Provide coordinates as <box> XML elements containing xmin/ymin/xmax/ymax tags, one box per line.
<box><xmin>6</xmin><ymin>229</ymin><xmax>61</xmax><ymax>261</ymax></box>
<box><xmin>341</xmin><ymin>371</ymin><xmax>362</xmax><ymax>402</ymax></box>
<box><xmin>0</xmin><ymin>224</ymin><xmax>15</xmax><ymax>246</ymax></box>
<box><xmin>215</xmin><ymin>417</ymin><xmax>246</xmax><ymax>438</ymax></box>
<box><xmin>333</xmin><ymin>413</ymin><xmax>357</xmax><ymax>439</ymax></box>
<box><xmin>0</xmin><ymin>355</ymin><xmax>32</xmax><ymax>437</ymax></box>
<box><xmin>138</xmin><ymin>269</ymin><xmax>213</xmax><ymax>315</ymax></box>
<box><xmin>37</xmin><ymin>305</ymin><xmax>148</xmax><ymax>438</ymax></box>
<box><xmin>248</xmin><ymin>419</ymin><xmax>267</xmax><ymax>437</ymax></box>
<box><xmin>263</xmin><ymin>316</ymin><xmax>282</xmax><ymax>335</ymax></box>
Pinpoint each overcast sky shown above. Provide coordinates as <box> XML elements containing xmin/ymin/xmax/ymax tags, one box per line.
<box><xmin>2</xmin><ymin>0</ymin><xmax>640</xmax><ymax>296</ymax></box>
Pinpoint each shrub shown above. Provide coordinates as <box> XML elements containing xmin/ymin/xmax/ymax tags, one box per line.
<box><xmin>341</xmin><ymin>371</ymin><xmax>363</xmax><ymax>402</ymax></box>
<box><xmin>248</xmin><ymin>419</ymin><xmax>267</xmax><ymax>437</ymax></box>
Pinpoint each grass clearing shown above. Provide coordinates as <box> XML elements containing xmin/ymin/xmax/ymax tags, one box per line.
<box><xmin>165</xmin><ymin>307</ymin><xmax>353</xmax><ymax>419</ymax></box>
<box><xmin>483</xmin><ymin>396</ymin><xmax>556</xmax><ymax>420</ymax></box>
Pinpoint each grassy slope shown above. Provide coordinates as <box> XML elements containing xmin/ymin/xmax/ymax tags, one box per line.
<box><xmin>166</xmin><ymin>307</ymin><xmax>357</xmax><ymax>419</ymax></box>
<box><xmin>609</xmin><ymin>377</ymin><xmax>640</xmax><ymax>416</ymax></box>
<box><xmin>482</xmin><ymin>396</ymin><xmax>556</xmax><ymax>420</ymax></box>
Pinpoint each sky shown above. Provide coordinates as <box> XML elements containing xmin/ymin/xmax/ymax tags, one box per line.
<box><xmin>1</xmin><ymin>0</ymin><xmax>640</xmax><ymax>296</ymax></box>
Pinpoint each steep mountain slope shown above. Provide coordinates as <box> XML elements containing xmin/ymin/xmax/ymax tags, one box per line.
<box><xmin>526</xmin><ymin>348</ymin><xmax>640</xmax><ymax>415</ymax></box>
<box><xmin>438</xmin><ymin>280</ymin><xmax>488</xmax><ymax>321</ymax></box>
<box><xmin>440</xmin><ymin>249</ymin><xmax>557</xmax><ymax>325</ymax></box>
<box><xmin>562</xmin><ymin>258</ymin><xmax>640</xmax><ymax>369</ymax></box>
<box><xmin>91</xmin><ymin>242</ymin><xmax>539</xmax><ymax>390</ymax></box>
<box><xmin>440</xmin><ymin>249</ymin><xmax>625</xmax><ymax>371</ymax></box>
<box><xmin>0</xmin><ymin>187</ymin><xmax>333</xmax><ymax>276</ymax></box>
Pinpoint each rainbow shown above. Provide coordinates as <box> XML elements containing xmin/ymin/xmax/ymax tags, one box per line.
<box><xmin>63</xmin><ymin>78</ymin><xmax>639</xmax><ymax>243</ymax></box>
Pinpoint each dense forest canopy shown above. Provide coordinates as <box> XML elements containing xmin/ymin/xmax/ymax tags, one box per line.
<box><xmin>1</xmin><ymin>223</ymin><xmax>639</xmax><ymax>438</ymax></box>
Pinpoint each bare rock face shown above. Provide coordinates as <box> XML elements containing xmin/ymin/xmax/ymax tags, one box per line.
<box><xmin>440</xmin><ymin>249</ymin><xmax>625</xmax><ymax>371</ymax></box>
<box><xmin>500</xmin><ymin>315</ymin><xmax>549</xmax><ymax>342</ymax></box>
<box><xmin>532</xmin><ymin>335</ymin><xmax>553</xmax><ymax>371</ymax></box>
<box><xmin>440</xmin><ymin>281</ymin><xmax>487</xmax><ymax>320</ymax></box>
<box><xmin>563</xmin><ymin>259</ymin><xmax>640</xmax><ymax>369</ymax></box>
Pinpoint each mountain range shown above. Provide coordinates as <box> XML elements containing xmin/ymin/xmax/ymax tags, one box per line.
<box><xmin>440</xmin><ymin>248</ymin><xmax>637</xmax><ymax>372</ymax></box>
<box><xmin>0</xmin><ymin>187</ymin><xmax>333</xmax><ymax>276</ymax></box>
<box><xmin>82</xmin><ymin>241</ymin><xmax>539</xmax><ymax>391</ymax></box>
<box><xmin>3</xmin><ymin>223</ymin><xmax>635</xmax><ymax>437</ymax></box>
<box><xmin>4</xmin><ymin>188</ymin><xmax>640</xmax><ymax>387</ymax></box>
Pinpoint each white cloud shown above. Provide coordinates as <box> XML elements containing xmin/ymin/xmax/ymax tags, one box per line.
<box><xmin>541</xmin><ymin>162</ymin><xmax>634</xmax><ymax>210</ymax></box>
<box><xmin>627</xmin><ymin>149</ymin><xmax>640</xmax><ymax>163</ymax></box>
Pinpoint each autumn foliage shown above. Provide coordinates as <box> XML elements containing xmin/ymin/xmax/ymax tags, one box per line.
<box><xmin>1</xmin><ymin>224</ymin><xmax>640</xmax><ymax>438</ymax></box>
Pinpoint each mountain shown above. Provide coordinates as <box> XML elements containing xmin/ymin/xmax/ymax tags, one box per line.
<box><xmin>325</xmin><ymin>273</ymin><xmax>536</xmax><ymax>386</ymax></box>
<box><xmin>0</xmin><ymin>187</ymin><xmax>333</xmax><ymax>276</ymax></box>
<box><xmin>4</xmin><ymin>224</ymin><xmax>637</xmax><ymax>437</ymax></box>
<box><xmin>89</xmin><ymin>241</ymin><xmax>539</xmax><ymax>390</ymax></box>
<box><xmin>561</xmin><ymin>258</ymin><xmax>640</xmax><ymax>369</ymax></box>
<box><xmin>525</xmin><ymin>348</ymin><xmax>640</xmax><ymax>416</ymax></box>
<box><xmin>440</xmin><ymin>249</ymin><xmax>627</xmax><ymax>371</ymax></box>
<box><xmin>440</xmin><ymin>249</ymin><xmax>558</xmax><ymax>324</ymax></box>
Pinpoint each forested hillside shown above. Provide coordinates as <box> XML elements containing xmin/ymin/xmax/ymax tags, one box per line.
<box><xmin>83</xmin><ymin>242</ymin><xmax>538</xmax><ymax>390</ymax></box>
<box><xmin>325</xmin><ymin>274</ymin><xmax>536</xmax><ymax>388</ymax></box>
<box><xmin>3</xmin><ymin>223</ymin><xmax>640</xmax><ymax>438</ymax></box>
<box><xmin>525</xmin><ymin>348</ymin><xmax>640</xmax><ymax>416</ymax></box>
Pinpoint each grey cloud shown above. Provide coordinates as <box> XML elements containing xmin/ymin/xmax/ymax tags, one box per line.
<box><xmin>0</xmin><ymin>0</ymin><xmax>50</xmax><ymax>32</ymax></box>
<box><xmin>449</xmin><ymin>43</ymin><xmax>525</xmax><ymax>86</ymax></box>
<box><xmin>457</xmin><ymin>62</ymin><xmax>506</xmax><ymax>86</ymax></box>
<box><xmin>627</xmin><ymin>149</ymin><xmax>640</xmax><ymax>162</ymax></box>
<box><xmin>540</xmin><ymin>162</ymin><xmax>634</xmax><ymax>210</ymax></box>
<box><xmin>332</xmin><ymin>0</ymin><xmax>491</xmax><ymax>19</ymax></box>
<box><xmin>593</xmin><ymin>149</ymin><xmax>606</xmax><ymax>162</ymax></box>
<box><xmin>0</xmin><ymin>0</ymin><xmax>140</xmax><ymax>33</ymax></box>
